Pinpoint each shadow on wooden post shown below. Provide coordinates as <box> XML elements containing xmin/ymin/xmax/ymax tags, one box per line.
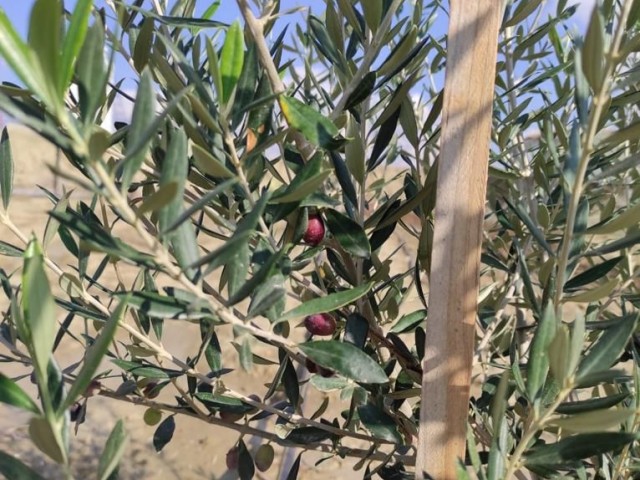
<box><xmin>416</xmin><ymin>1</ymin><xmax>503</xmax><ymax>478</ymax></box>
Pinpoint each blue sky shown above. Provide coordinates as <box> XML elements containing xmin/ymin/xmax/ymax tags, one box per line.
<box><xmin>0</xmin><ymin>0</ymin><xmax>320</xmax><ymax>85</ymax></box>
<box><xmin>0</xmin><ymin>0</ymin><xmax>594</xmax><ymax>118</ymax></box>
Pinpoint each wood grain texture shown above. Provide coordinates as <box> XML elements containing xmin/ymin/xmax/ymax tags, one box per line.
<box><xmin>416</xmin><ymin>1</ymin><xmax>502</xmax><ymax>478</ymax></box>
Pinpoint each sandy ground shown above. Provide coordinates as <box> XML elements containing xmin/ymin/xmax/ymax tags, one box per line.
<box><xmin>0</xmin><ymin>125</ymin><xmax>420</xmax><ymax>479</ymax></box>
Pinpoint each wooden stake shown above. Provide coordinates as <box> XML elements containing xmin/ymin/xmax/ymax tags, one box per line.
<box><xmin>416</xmin><ymin>2</ymin><xmax>502</xmax><ymax>478</ymax></box>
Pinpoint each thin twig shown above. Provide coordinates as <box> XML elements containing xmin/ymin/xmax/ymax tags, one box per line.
<box><xmin>553</xmin><ymin>0</ymin><xmax>634</xmax><ymax>312</ymax></box>
<box><xmin>235</xmin><ymin>0</ymin><xmax>314</xmax><ymax>160</ymax></box>
<box><xmin>95</xmin><ymin>388</ymin><xmax>415</xmax><ymax>464</ymax></box>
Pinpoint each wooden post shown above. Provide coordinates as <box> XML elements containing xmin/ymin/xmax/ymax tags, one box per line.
<box><xmin>416</xmin><ymin>2</ymin><xmax>502</xmax><ymax>479</ymax></box>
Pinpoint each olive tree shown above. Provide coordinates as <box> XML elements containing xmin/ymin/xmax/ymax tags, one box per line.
<box><xmin>0</xmin><ymin>0</ymin><xmax>640</xmax><ymax>479</ymax></box>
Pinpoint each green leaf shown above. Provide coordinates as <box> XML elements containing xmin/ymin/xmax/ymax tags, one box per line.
<box><xmin>367</xmin><ymin>105</ymin><xmax>400</xmax><ymax>171</ymax></box>
<box><xmin>143</xmin><ymin>13</ymin><xmax>227</xmax><ymax>29</ymax></box>
<box><xmin>549</xmin><ymin>408</ymin><xmax>635</xmax><ymax>433</ymax></box>
<box><xmin>271</xmin><ymin>154</ymin><xmax>330</xmax><ymax>204</ymax></box>
<box><xmin>200</xmin><ymin>322</ymin><xmax>222</xmax><ymax>372</ymax></box>
<box><xmin>504</xmin><ymin>197</ymin><xmax>554</xmax><ymax>255</ymax></box>
<box><xmin>344</xmin><ymin>71</ymin><xmax>376</xmax><ymax>111</ymax></box>
<box><xmin>158</xmin><ymin>129</ymin><xmax>199</xmax><ymax>279</ymax></box>
<box><xmin>237</xmin><ymin>439</ymin><xmax>255</xmax><ymax>480</ymax></box>
<box><xmin>162</xmin><ymin>178</ymin><xmax>238</xmax><ymax>234</ymax></box>
<box><xmin>43</xmin><ymin>191</ymin><xmax>70</xmax><ymax>248</ymax></box>
<box><xmin>378</xmin><ymin>27</ymin><xmax>421</xmax><ymax>80</ymax></box>
<box><xmin>400</xmin><ymin>95</ymin><xmax>419</xmax><ymax>149</ymax></box>
<box><xmin>0</xmin><ymin>240</ymin><xmax>22</xmax><ymax>257</ymax></box>
<box><xmin>77</xmin><ymin>20</ymin><xmax>108</xmax><ymax>124</ymax></box>
<box><xmin>565</xmin><ymin>277</ymin><xmax>619</xmax><ymax>303</ymax></box>
<box><xmin>202</xmin><ymin>1</ymin><xmax>221</xmax><ymax>20</ymax></box>
<box><xmin>46</xmin><ymin>359</ymin><xmax>65</xmax><ymax>413</ymax></box>
<box><xmin>357</xmin><ymin>404</ymin><xmax>402</xmax><ymax>443</ymax></box>
<box><xmin>299</xmin><ymin>340</ymin><xmax>388</xmax><ymax>384</ymax></box>
<box><xmin>487</xmin><ymin>371</ymin><xmax>510</xmax><ymax>480</ymax></box>
<box><xmin>564</xmin><ymin>257</ymin><xmax>622</xmax><ymax>291</ymax></box>
<box><xmin>236</xmin><ymin>190</ymin><xmax>271</xmax><ymax>236</ymax></box>
<box><xmin>282</xmin><ymin>356</ymin><xmax>300</xmax><ymax>409</ymax></box>
<box><xmin>247</xmin><ymin>273</ymin><xmax>285</xmax><ymax>320</ymax></box>
<box><xmin>0</xmin><ymin>373</ymin><xmax>40</xmax><ymax>414</ymax></box>
<box><xmin>548</xmin><ymin>325</ymin><xmax>571</xmax><ymax>385</ymax></box>
<box><xmin>576</xmin><ymin>314</ymin><xmax>638</xmax><ymax>381</ymax></box>
<box><xmin>335</xmin><ymin>0</ymin><xmax>363</xmax><ymax>41</ymax></box>
<box><xmin>325</xmin><ymin>209</ymin><xmax>371</xmax><ymax>258</ymax></box>
<box><xmin>526</xmin><ymin>303</ymin><xmax>556</xmax><ymax>400</ymax></box>
<box><xmin>98</xmin><ymin>419</ymin><xmax>128</xmax><ymax>480</ymax></box>
<box><xmin>227</xmin><ymin>249</ymin><xmax>285</xmax><ymax>306</ymax></box>
<box><xmin>524</xmin><ymin>432</ymin><xmax>639</xmax><ymax>467</ymax></box>
<box><xmin>345</xmin><ymin>116</ymin><xmax>365</xmax><ymax>183</ymax></box>
<box><xmin>231</xmin><ymin>40</ymin><xmax>258</xmax><ymax>126</ymax></box>
<box><xmin>0</xmin><ymin>9</ymin><xmax>48</xmax><ymax>102</ymax></box>
<box><xmin>190</xmin><ymin>230</ymin><xmax>253</xmax><ymax>271</ymax></box>
<box><xmin>373</xmin><ymin>72</ymin><xmax>419</xmax><ymax>130</ymax></box>
<box><xmin>284</xmin><ymin>452</ymin><xmax>302</xmax><ymax>480</ymax></box>
<box><xmin>628</xmin><ymin>0</ymin><xmax>640</xmax><ymax>28</ymax></box>
<box><xmin>29</xmin><ymin>416</ymin><xmax>66</xmax><ymax>464</ymax></box>
<box><xmin>121</xmin><ymin>69</ymin><xmax>156</xmax><ymax>191</ymax></box>
<box><xmin>194</xmin><ymin>393</ymin><xmax>254</xmax><ymax>414</ymax></box>
<box><xmin>422</xmin><ymin>89</ymin><xmax>443</xmax><ymax>136</ymax></box>
<box><xmin>361</xmin><ymin>0</ymin><xmax>382</xmax><ymax>32</ymax></box>
<box><xmin>138</xmin><ymin>182</ymin><xmax>178</xmax><ymax>214</ymax></box>
<box><xmin>60</xmin><ymin>0</ymin><xmax>92</xmax><ymax>91</ymax></box>
<box><xmin>205</xmin><ymin>37</ymin><xmax>223</xmax><ymax>101</ymax></box>
<box><xmin>556</xmin><ymin>392</ymin><xmax>630</xmax><ymax>414</ymax></box>
<box><xmin>192</xmin><ymin>142</ymin><xmax>235</xmax><ymax>178</ymax></box>
<box><xmin>309</xmin><ymin>16</ymin><xmax>344</xmax><ymax>70</ymax></box>
<box><xmin>596</xmin><ymin>121</ymin><xmax>640</xmax><ymax>149</ymax></box>
<box><xmin>504</xmin><ymin>0</ymin><xmax>543</xmax><ymax>27</ymax></box>
<box><xmin>390</xmin><ymin>309</ymin><xmax>427</xmax><ymax>333</ymax></box>
<box><xmin>589</xmin><ymin>203</ymin><xmax>640</xmax><ymax>235</ymax></box>
<box><xmin>279</xmin><ymin>282</ymin><xmax>373</xmax><ymax>323</ymax></box>
<box><xmin>133</xmin><ymin>17</ymin><xmax>155</xmax><ymax>72</ymax></box>
<box><xmin>0</xmin><ymin>450</ymin><xmax>46</xmax><ymax>480</ymax></box>
<box><xmin>330</xmin><ymin>152</ymin><xmax>357</xmax><ymax>208</ymax></box>
<box><xmin>286</xmin><ymin>427</ymin><xmax>335</xmax><ymax>445</ymax></box>
<box><xmin>0</xmin><ymin>128</ymin><xmax>13</xmax><ymax>210</ymax></box>
<box><xmin>153</xmin><ymin>415</ymin><xmax>175</xmax><ymax>452</ymax></box>
<box><xmin>279</xmin><ymin>95</ymin><xmax>343</xmax><ymax>150</ymax></box>
<box><xmin>28</xmin><ymin>0</ymin><xmax>62</xmax><ymax>99</ymax></box>
<box><xmin>50</xmin><ymin>210</ymin><xmax>156</xmax><ymax>267</ymax></box>
<box><xmin>576</xmin><ymin>369</ymin><xmax>630</xmax><ymax>388</ymax></box>
<box><xmin>225</xmin><ymin>242</ymin><xmax>250</xmax><ymax>298</ymax></box>
<box><xmin>344</xmin><ymin>313</ymin><xmax>369</xmax><ymax>349</ymax></box>
<box><xmin>568</xmin><ymin>313</ymin><xmax>585</xmax><ymax>376</ymax></box>
<box><xmin>220</xmin><ymin>21</ymin><xmax>245</xmax><ymax>104</ymax></box>
<box><xmin>21</xmin><ymin>238</ymin><xmax>57</xmax><ymax>384</ymax></box>
<box><xmin>238</xmin><ymin>335</ymin><xmax>254</xmax><ymax>372</ymax></box>
<box><xmin>115</xmin><ymin>291</ymin><xmax>210</xmax><ymax>320</ymax></box>
<box><xmin>112</xmin><ymin>359</ymin><xmax>182</xmax><ymax>379</ymax></box>
<box><xmin>310</xmin><ymin>375</ymin><xmax>350</xmax><ymax>392</ymax></box>
<box><xmin>61</xmin><ymin>299</ymin><xmax>126</xmax><ymax>412</ymax></box>
<box><xmin>586</xmin><ymin>230</ymin><xmax>640</xmax><ymax>256</ymax></box>
<box><xmin>582</xmin><ymin>5</ymin><xmax>605</xmax><ymax>92</ymax></box>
